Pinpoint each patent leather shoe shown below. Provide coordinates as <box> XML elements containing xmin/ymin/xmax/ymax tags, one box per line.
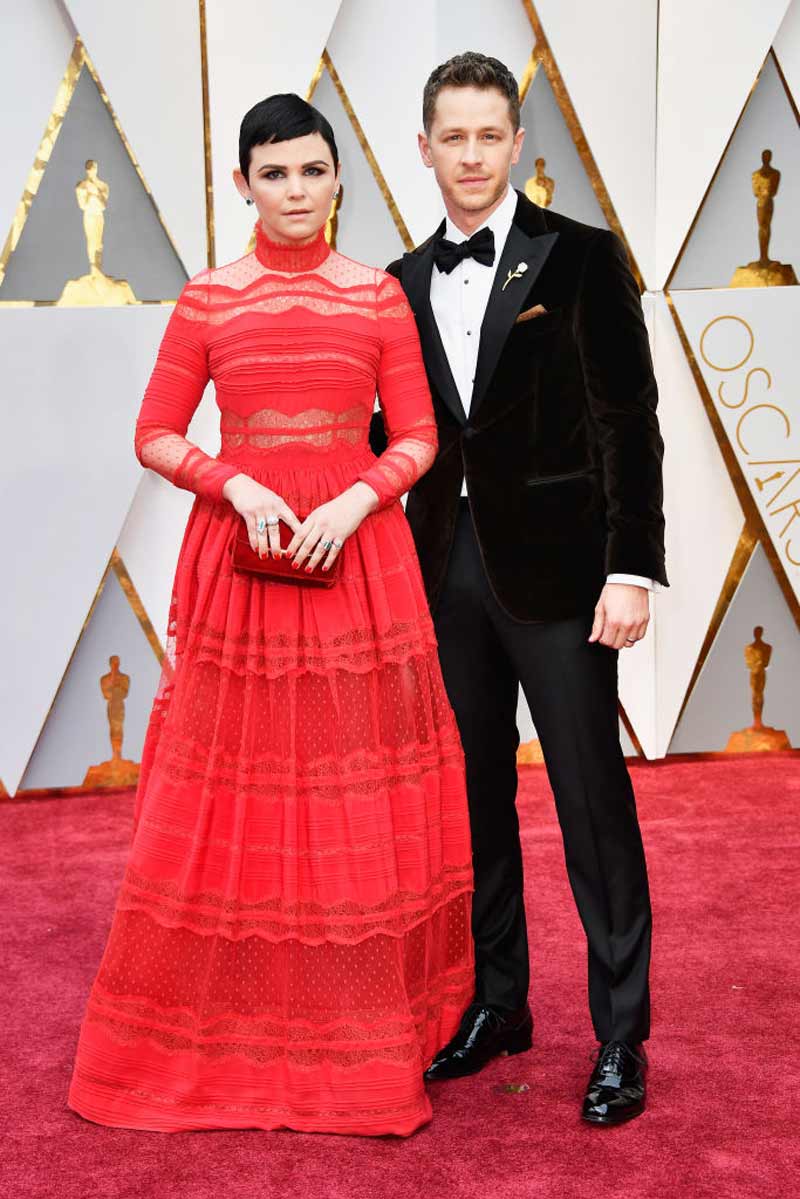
<box><xmin>582</xmin><ymin>1040</ymin><xmax>648</xmax><ymax>1125</ymax></box>
<box><xmin>424</xmin><ymin>1003</ymin><xmax>533</xmax><ymax>1081</ymax></box>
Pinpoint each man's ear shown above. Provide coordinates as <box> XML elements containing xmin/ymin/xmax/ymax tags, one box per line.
<box><xmin>510</xmin><ymin>125</ymin><xmax>525</xmax><ymax>168</ymax></box>
<box><xmin>418</xmin><ymin>131</ymin><xmax>434</xmax><ymax>168</ymax></box>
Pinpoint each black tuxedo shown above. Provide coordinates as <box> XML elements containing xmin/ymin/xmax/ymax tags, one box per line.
<box><xmin>375</xmin><ymin>190</ymin><xmax>668</xmax><ymax>620</ymax></box>
<box><xmin>371</xmin><ymin>191</ymin><xmax>664</xmax><ymax>1044</ymax></box>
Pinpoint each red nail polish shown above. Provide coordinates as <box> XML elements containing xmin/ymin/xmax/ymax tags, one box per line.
<box><xmin>292</xmin><ymin>561</ymin><xmax>300</xmax><ymax>570</ymax></box>
<box><xmin>305</xmin><ymin>566</ymin><xmax>312</xmax><ymax>573</ymax></box>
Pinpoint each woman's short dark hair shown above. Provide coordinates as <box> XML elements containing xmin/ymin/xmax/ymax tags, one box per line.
<box><xmin>422</xmin><ymin>52</ymin><xmax>520</xmax><ymax>133</ymax></box>
<box><xmin>239</xmin><ymin>94</ymin><xmax>339</xmax><ymax>179</ymax></box>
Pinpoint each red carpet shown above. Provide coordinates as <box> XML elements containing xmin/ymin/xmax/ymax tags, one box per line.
<box><xmin>3</xmin><ymin>758</ymin><xmax>798</xmax><ymax>1198</ymax></box>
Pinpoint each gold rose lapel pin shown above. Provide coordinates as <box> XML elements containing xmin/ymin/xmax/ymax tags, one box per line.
<box><xmin>502</xmin><ymin>261</ymin><xmax>528</xmax><ymax>291</ymax></box>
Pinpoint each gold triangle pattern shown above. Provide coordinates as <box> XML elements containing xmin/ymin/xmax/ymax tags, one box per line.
<box><xmin>522</xmin><ymin>0</ymin><xmax>644</xmax><ymax>289</ymax></box>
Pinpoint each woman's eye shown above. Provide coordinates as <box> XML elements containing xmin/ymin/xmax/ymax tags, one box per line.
<box><xmin>304</xmin><ymin>167</ymin><xmax>324</xmax><ymax>176</ymax></box>
<box><xmin>263</xmin><ymin>170</ymin><xmax>283</xmax><ymax>180</ymax></box>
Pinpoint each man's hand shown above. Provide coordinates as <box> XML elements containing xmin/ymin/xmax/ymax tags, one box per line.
<box><xmin>588</xmin><ymin>583</ymin><xmax>650</xmax><ymax>650</ymax></box>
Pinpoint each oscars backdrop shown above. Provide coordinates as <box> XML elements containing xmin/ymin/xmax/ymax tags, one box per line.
<box><xmin>1</xmin><ymin>0</ymin><xmax>799</xmax><ymax>797</ymax></box>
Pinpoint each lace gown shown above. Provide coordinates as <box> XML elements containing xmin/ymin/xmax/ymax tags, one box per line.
<box><xmin>67</xmin><ymin>225</ymin><xmax>474</xmax><ymax>1137</ymax></box>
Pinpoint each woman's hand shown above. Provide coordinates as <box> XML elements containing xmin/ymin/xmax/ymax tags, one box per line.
<box><xmin>222</xmin><ymin>473</ymin><xmax>301</xmax><ymax>559</ymax></box>
<box><xmin>286</xmin><ymin>482</ymin><xmax>379</xmax><ymax>573</ymax></box>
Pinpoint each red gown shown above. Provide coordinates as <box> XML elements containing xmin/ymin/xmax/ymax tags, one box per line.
<box><xmin>67</xmin><ymin>225</ymin><xmax>474</xmax><ymax>1136</ymax></box>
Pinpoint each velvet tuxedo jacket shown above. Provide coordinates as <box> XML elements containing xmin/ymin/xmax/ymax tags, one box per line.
<box><xmin>371</xmin><ymin>189</ymin><xmax>668</xmax><ymax>622</ymax></box>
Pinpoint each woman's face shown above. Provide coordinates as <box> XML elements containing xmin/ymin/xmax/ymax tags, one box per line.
<box><xmin>234</xmin><ymin>132</ymin><xmax>339</xmax><ymax>245</ymax></box>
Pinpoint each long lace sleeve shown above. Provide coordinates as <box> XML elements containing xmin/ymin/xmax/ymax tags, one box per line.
<box><xmin>357</xmin><ymin>274</ymin><xmax>438</xmax><ymax>508</ymax></box>
<box><xmin>134</xmin><ymin>273</ymin><xmax>240</xmax><ymax>503</ymax></box>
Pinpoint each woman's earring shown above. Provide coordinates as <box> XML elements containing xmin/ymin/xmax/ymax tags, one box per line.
<box><xmin>245</xmin><ymin>197</ymin><xmax>254</xmax><ymax>206</ymax></box>
<box><xmin>333</xmin><ymin>188</ymin><xmax>340</xmax><ymax>199</ymax></box>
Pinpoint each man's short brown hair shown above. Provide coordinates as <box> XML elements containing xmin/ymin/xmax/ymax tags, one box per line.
<box><xmin>422</xmin><ymin>52</ymin><xmax>521</xmax><ymax>133</ymax></box>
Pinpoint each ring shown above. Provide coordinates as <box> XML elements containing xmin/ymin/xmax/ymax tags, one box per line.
<box><xmin>266</xmin><ymin>515</ymin><xmax>279</xmax><ymax>526</ymax></box>
<box><xmin>321</xmin><ymin>539</ymin><xmax>333</xmax><ymax>550</ymax></box>
<box><xmin>256</xmin><ymin>517</ymin><xmax>266</xmax><ymax>534</ymax></box>
<box><xmin>625</xmin><ymin>637</ymin><xmax>637</xmax><ymax>644</ymax></box>
<box><xmin>332</xmin><ymin>538</ymin><xmax>343</xmax><ymax>549</ymax></box>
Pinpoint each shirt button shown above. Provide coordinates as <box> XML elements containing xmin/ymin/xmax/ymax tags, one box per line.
<box><xmin>464</xmin><ymin>278</ymin><xmax>469</xmax><ymax>285</ymax></box>
<box><xmin>466</xmin><ymin>330</ymin><xmax>472</xmax><ymax>336</ymax></box>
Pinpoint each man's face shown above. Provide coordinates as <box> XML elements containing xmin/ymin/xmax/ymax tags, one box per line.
<box><xmin>419</xmin><ymin>85</ymin><xmax>524</xmax><ymax>216</ymax></box>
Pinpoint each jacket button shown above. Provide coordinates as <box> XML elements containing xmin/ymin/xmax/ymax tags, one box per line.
<box><xmin>463</xmin><ymin>427</ymin><xmax>476</xmax><ymax>440</ymax></box>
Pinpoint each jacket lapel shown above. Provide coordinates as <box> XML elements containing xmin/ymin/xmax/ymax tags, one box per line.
<box><xmin>400</xmin><ymin>233</ymin><xmax>468</xmax><ymax>427</ymax></box>
<box><xmin>470</xmin><ymin>223</ymin><xmax>559</xmax><ymax>418</ymax></box>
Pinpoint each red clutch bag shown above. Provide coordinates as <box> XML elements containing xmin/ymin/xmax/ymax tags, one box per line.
<box><xmin>230</xmin><ymin>519</ymin><xmax>343</xmax><ymax>588</ymax></box>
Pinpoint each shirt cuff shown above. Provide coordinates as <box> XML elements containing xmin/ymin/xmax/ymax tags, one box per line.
<box><xmin>606</xmin><ymin>573</ymin><xmax>661</xmax><ymax>592</ymax></box>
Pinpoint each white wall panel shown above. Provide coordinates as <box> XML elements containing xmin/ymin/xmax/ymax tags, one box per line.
<box><xmin>326</xmin><ymin>0</ymin><xmax>440</xmax><ymax>244</ymax></box>
<box><xmin>652</xmin><ymin>292</ymin><xmax>745</xmax><ymax>755</ymax></box>
<box><xmin>62</xmin><ymin>0</ymin><xmax>207</xmax><ymax>278</ymax></box>
<box><xmin>0</xmin><ymin>306</ymin><xmax>171</xmax><ymax>794</ymax></box>
<box><xmin>534</xmin><ymin>0</ymin><xmax>658</xmax><ymax>285</ymax></box>
<box><xmin>775</xmin><ymin>0</ymin><xmax>800</xmax><ymax>100</ymax></box>
<box><xmin>655</xmin><ymin>0</ymin><xmax>792</xmax><ymax>287</ymax></box>
<box><xmin>206</xmin><ymin>0</ymin><xmax>342</xmax><ymax>266</ymax></box>
<box><xmin>0</xmin><ymin>0</ymin><xmax>75</xmax><ymax>249</ymax></box>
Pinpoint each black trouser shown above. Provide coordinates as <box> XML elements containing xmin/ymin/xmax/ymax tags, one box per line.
<box><xmin>433</xmin><ymin>499</ymin><xmax>652</xmax><ymax>1043</ymax></box>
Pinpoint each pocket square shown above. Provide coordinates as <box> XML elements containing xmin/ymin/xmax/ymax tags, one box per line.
<box><xmin>515</xmin><ymin>303</ymin><xmax>548</xmax><ymax>324</ymax></box>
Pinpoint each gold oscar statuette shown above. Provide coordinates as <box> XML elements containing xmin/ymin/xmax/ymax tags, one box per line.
<box><xmin>83</xmin><ymin>655</ymin><xmax>140</xmax><ymax>786</ymax></box>
<box><xmin>730</xmin><ymin>150</ymin><xmax>797</xmax><ymax>288</ymax></box>
<box><xmin>57</xmin><ymin>159</ymin><xmax>137</xmax><ymax>305</ymax></box>
<box><xmin>325</xmin><ymin>184</ymin><xmax>344</xmax><ymax>249</ymax></box>
<box><xmin>725</xmin><ymin>626</ymin><xmax>791</xmax><ymax>752</ymax></box>
<box><xmin>524</xmin><ymin>158</ymin><xmax>554</xmax><ymax>209</ymax></box>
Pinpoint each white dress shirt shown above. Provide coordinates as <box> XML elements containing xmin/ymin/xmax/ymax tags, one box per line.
<box><xmin>428</xmin><ymin>186</ymin><xmax>655</xmax><ymax>592</ymax></box>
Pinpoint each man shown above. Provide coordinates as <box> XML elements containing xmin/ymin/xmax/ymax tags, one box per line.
<box><xmin>371</xmin><ymin>53</ymin><xmax>667</xmax><ymax>1125</ymax></box>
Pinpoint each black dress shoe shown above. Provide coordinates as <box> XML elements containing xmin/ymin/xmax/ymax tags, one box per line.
<box><xmin>582</xmin><ymin>1040</ymin><xmax>648</xmax><ymax>1125</ymax></box>
<box><xmin>424</xmin><ymin>1003</ymin><xmax>533</xmax><ymax>1081</ymax></box>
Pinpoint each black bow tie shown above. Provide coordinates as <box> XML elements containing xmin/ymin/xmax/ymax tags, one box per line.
<box><xmin>433</xmin><ymin>227</ymin><xmax>495</xmax><ymax>274</ymax></box>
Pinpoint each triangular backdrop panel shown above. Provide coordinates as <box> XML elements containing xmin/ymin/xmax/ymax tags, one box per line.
<box><xmin>669</xmin><ymin>542</ymin><xmax>800</xmax><ymax>752</ymax></box>
<box><xmin>63</xmin><ymin>0</ymin><xmax>206</xmax><ymax>277</ymax></box>
<box><xmin>532</xmin><ymin>0</ymin><xmax>658</xmax><ymax>284</ymax></box>
<box><xmin>0</xmin><ymin>61</ymin><xmax>186</xmax><ymax>302</ymax></box>
<box><xmin>509</xmin><ymin>66</ymin><xmax>607</xmax><ymax>231</ymax></box>
<box><xmin>19</xmin><ymin>566</ymin><xmax>161</xmax><ymax>791</ymax></box>
<box><xmin>0</xmin><ymin>305</ymin><xmax>171</xmax><ymax>794</ymax></box>
<box><xmin>651</xmin><ymin>292</ymin><xmax>744</xmax><ymax>755</ymax></box>
<box><xmin>671</xmin><ymin>286</ymin><xmax>800</xmax><ymax>613</ymax></box>
<box><xmin>671</xmin><ymin>53</ymin><xmax>800</xmax><ymax>290</ymax></box>
<box><xmin>327</xmin><ymin>0</ymin><xmax>533</xmax><ymax>245</ymax></box>
<box><xmin>205</xmin><ymin>0</ymin><xmax>343</xmax><ymax>267</ymax></box>
<box><xmin>0</xmin><ymin>0</ymin><xmax>75</xmax><ymax>253</ymax></box>
<box><xmin>655</xmin><ymin>0</ymin><xmax>792</xmax><ymax>286</ymax></box>
<box><xmin>310</xmin><ymin>67</ymin><xmax>406</xmax><ymax>267</ymax></box>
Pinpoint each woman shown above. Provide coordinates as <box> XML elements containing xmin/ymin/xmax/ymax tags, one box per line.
<box><xmin>67</xmin><ymin>95</ymin><xmax>474</xmax><ymax>1137</ymax></box>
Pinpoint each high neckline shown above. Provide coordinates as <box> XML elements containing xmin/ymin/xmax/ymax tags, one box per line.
<box><xmin>253</xmin><ymin>223</ymin><xmax>331</xmax><ymax>272</ymax></box>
